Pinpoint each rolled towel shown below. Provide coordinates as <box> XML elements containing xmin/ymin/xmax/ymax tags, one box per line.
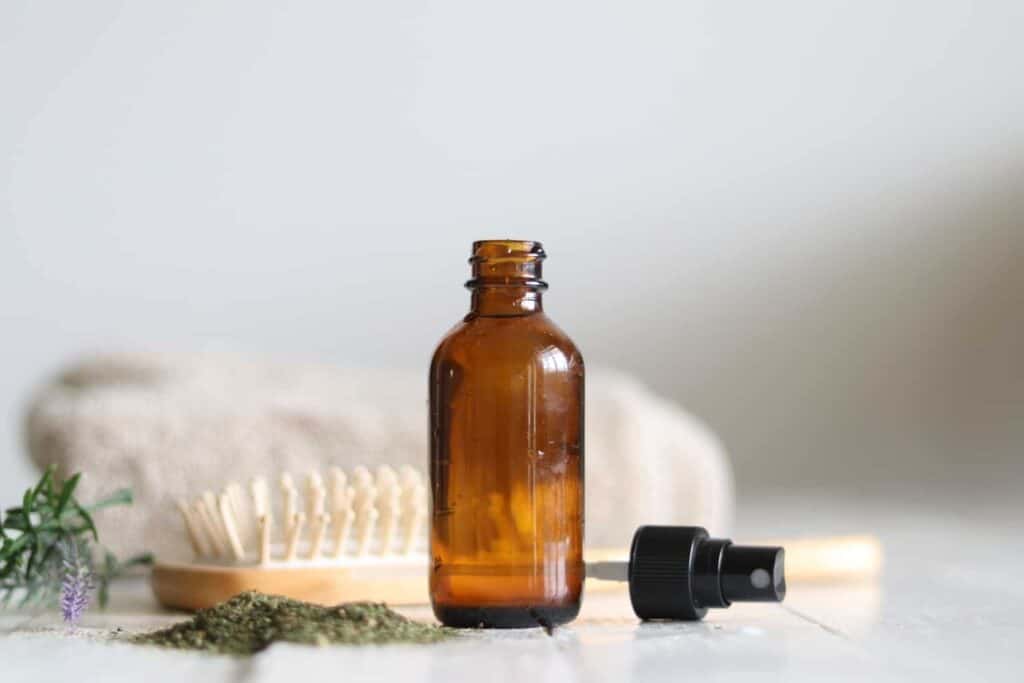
<box><xmin>24</xmin><ymin>352</ymin><xmax>734</xmax><ymax>561</ymax></box>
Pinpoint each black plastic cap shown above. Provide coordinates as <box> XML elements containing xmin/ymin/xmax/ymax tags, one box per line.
<box><xmin>627</xmin><ymin>525</ymin><xmax>786</xmax><ymax>621</ymax></box>
<box><xmin>628</xmin><ymin>525</ymin><xmax>709</xmax><ymax>620</ymax></box>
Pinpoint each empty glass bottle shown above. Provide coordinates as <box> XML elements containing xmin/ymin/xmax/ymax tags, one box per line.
<box><xmin>429</xmin><ymin>240</ymin><xmax>585</xmax><ymax>628</ymax></box>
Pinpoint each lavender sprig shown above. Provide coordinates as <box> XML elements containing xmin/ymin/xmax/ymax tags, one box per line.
<box><xmin>1</xmin><ymin>465</ymin><xmax>152</xmax><ymax>611</ymax></box>
<box><xmin>59</xmin><ymin>541</ymin><xmax>93</xmax><ymax>625</ymax></box>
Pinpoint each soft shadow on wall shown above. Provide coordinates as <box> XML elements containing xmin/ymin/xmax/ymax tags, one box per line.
<box><xmin>581</xmin><ymin>159</ymin><xmax>1024</xmax><ymax>500</ymax></box>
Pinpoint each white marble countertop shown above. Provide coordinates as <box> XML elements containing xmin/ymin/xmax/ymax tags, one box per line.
<box><xmin>3</xmin><ymin>492</ymin><xmax>1021</xmax><ymax>682</ymax></box>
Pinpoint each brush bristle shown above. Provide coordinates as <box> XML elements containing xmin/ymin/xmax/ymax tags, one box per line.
<box><xmin>178</xmin><ymin>465</ymin><xmax>428</xmax><ymax>565</ymax></box>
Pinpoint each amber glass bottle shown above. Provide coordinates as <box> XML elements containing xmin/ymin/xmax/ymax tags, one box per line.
<box><xmin>429</xmin><ymin>240</ymin><xmax>585</xmax><ymax>628</ymax></box>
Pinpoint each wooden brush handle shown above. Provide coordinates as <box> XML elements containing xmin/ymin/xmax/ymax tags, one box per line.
<box><xmin>763</xmin><ymin>534</ymin><xmax>882</xmax><ymax>582</ymax></box>
<box><xmin>151</xmin><ymin>561</ymin><xmax>429</xmax><ymax>611</ymax></box>
<box><xmin>152</xmin><ymin>535</ymin><xmax>883</xmax><ymax>611</ymax></box>
<box><xmin>585</xmin><ymin>534</ymin><xmax>883</xmax><ymax>584</ymax></box>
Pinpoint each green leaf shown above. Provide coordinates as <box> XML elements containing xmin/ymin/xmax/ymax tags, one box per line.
<box><xmin>55</xmin><ymin>473</ymin><xmax>81</xmax><ymax>517</ymax></box>
<box><xmin>20</xmin><ymin>490</ymin><xmax>35</xmax><ymax>534</ymax></box>
<box><xmin>3</xmin><ymin>508</ymin><xmax>24</xmax><ymax>528</ymax></box>
<box><xmin>0</xmin><ymin>558</ymin><xmax>19</xmax><ymax>579</ymax></box>
<box><xmin>84</xmin><ymin>488</ymin><xmax>133</xmax><ymax>512</ymax></box>
<box><xmin>2</xmin><ymin>515</ymin><xmax>28</xmax><ymax>532</ymax></box>
<box><xmin>35</xmin><ymin>541</ymin><xmax>57</xmax><ymax>575</ymax></box>
<box><xmin>24</xmin><ymin>540</ymin><xmax>38</xmax><ymax>580</ymax></box>
<box><xmin>0</xmin><ymin>533</ymin><xmax>29</xmax><ymax>562</ymax></box>
<box><xmin>98</xmin><ymin>580</ymin><xmax>109</xmax><ymax>608</ymax></box>
<box><xmin>95</xmin><ymin>550</ymin><xmax>115</xmax><ymax>608</ymax></box>
<box><xmin>32</xmin><ymin>466</ymin><xmax>54</xmax><ymax>502</ymax></box>
<box><xmin>72</xmin><ymin>502</ymin><xmax>98</xmax><ymax>541</ymax></box>
<box><xmin>17</xmin><ymin>585</ymin><xmax>34</xmax><ymax>608</ymax></box>
<box><xmin>12</xmin><ymin>520</ymin><xmax>60</xmax><ymax>534</ymax></box>
<box><xmin>18</xmin><ymin>582</ymin><xmax>44</xmax><ymax>608</ymax></box>
<box><xmin>121</xmin><ymin>551</ymin><xmax>155</xmax><ymax>568</ymax></box>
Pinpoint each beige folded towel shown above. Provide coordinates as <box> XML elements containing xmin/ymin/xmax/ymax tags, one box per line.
<box><xmin>24</xmin><ymin>353</ymin><xmax>733</xmax><ymax>561</ymax></box>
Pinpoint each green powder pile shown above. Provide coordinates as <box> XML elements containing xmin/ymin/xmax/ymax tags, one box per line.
<box><xmin>131</xmin><ymin>591</ymin><xmax>450</xmax><ymax>655</ymax></box>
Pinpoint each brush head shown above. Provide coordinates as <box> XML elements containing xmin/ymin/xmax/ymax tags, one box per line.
<box><xmin>176</xmin><ymin>464</ymin><xmax>428</xmax><ymax>566</ymax></box>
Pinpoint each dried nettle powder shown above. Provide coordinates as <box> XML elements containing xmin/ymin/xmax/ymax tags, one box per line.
<box><xmin>131</xmin><ymin>591</ymin><xmax>450</xmax><ymax>655</ymax></box>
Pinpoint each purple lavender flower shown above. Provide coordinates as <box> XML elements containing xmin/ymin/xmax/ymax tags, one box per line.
<box><xmin>59</xmin><ymin>541</ymin><xmax>93</xmax><ymax>625</ymax></box>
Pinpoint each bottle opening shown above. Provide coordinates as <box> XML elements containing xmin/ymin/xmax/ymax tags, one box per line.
<box><xmin>466</xmin><ymin>239</ymin><xmax>548</xmax><ymax>290</ymax></box>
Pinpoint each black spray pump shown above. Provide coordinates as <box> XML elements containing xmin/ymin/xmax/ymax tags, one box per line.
<box><xmin>587</xmin><ymin>526</ymin><xmax>786</xmax><ymax>620</ymax></box>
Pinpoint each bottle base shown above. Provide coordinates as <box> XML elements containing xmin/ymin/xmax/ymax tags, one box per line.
<box><xmin>433</xmin><ymin>603</ymin><xmax>581</xmax><ymax>629</ymax></box>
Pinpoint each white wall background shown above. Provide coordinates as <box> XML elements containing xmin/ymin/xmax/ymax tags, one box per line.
<box><xmin>2</xmin><ymin>1</ymin><xmax>1023</xmax><ymax>505</ymax></box>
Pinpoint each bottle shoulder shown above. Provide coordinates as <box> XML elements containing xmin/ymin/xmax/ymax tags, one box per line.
<box><xmin>431</xmin><ymin>313</ymin><xmax>583</xmax><ymax>369</ymax></box>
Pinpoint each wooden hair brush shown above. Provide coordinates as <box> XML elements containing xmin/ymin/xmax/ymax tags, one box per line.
<box><xmin>152</xmin><ymin>465</ymin><xmax>430</xmax><ymax>610</ymax></box>
<box><xmin>152</xmin><ymin>465</ymin><xmax>883</xmax><ymax>611</ymax></box>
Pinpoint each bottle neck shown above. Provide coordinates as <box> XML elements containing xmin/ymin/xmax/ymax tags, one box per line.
<box><xmin>465</xmin><ymin>239</ymin><xmax>548</xmax><ymax>318</ymax></box>
<box><xmin>470</xmin><ymin>286</ymin><xmax>544</xmax><ymax>317</ymax></box>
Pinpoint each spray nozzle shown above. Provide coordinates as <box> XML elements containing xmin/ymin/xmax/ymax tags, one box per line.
<box><xmin>587</xmin><ymin>525</ymin><xmax>786</xmax><ymax>620</ymax></box>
